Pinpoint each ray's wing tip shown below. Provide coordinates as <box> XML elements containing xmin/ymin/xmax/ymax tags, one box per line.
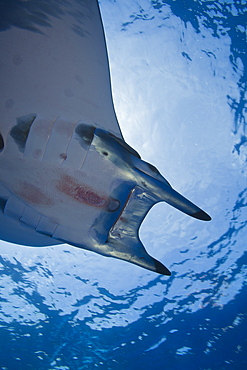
<box><xmin>192</xmin><ymin>210</ymin><xmax>211</xmax><ymax>221</ymax></box>
<box><xmin>153</xmin><ymin>259</ymin><xmax>171</xmax><ymax>276</ymax></box>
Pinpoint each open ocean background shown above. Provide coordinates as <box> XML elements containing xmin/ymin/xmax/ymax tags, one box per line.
<box><xmin>0</xmin><ymin>0</ymin><xmax>246</xmax><ymax>369</ymax></box>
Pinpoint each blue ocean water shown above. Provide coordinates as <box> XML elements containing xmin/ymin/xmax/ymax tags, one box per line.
<box><xmin>0</xmin><ymin>0</ymin><xmax>246</xmax><ymax>369</ymax></box>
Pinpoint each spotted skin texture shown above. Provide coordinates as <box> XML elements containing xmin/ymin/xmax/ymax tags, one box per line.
<box><xmin>17</xmin><ymin>182</ymin><xmax>54</xmax><ymax>207</ymax></box>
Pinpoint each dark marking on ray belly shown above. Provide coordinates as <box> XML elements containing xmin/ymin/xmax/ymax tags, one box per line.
<box><xmin>75</xmin><ymin>123</ymin><xmax>95</xmax><ymax>150</ymax></box>
<box><xmin>10</xmin><ymin>114</ymin><xmax>36</xmax><ymax>152</ymax></box>
<box><xmin>33</xmin><ymin>149</ymin><xmax>42</xmax><ymax>159</ymax></box>
<box><xmin>0</xmin><ymin>197</ymin><xmax>7</xmax><ymax>211</ymax></box>
<box><xmin>119</xmin><ymin>216</ymin><xmax>128</xmax><ymax>223</ymax></box>
<box><xmin>0</xmin><ymin>133</ymin><xmax>4</xmax><ymax>152</ymax></box>
<box><xmin>56</xmin><ymin>174</ymin><xmax>108</xmax><ymax>208</ymax></box>
<box><xmin>18</xmin><ymin>182</ymin><xmax>53</xmax><ymax>206</ymax></box>
<box><xmin>59</xmin><ymin>152</ymin><xmax>67</xmax><ymax>160</ymax></box>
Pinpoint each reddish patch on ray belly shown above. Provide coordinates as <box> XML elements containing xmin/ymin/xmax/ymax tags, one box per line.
<box><xmin>18</xmin><ymin>182</ymin><xmax>53</xmax><ymax>206</ymax></box>
<box><xmin>56</xmin><ymin>174</ymin><xmax>107</xmax><ymax>208</ymax></box>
